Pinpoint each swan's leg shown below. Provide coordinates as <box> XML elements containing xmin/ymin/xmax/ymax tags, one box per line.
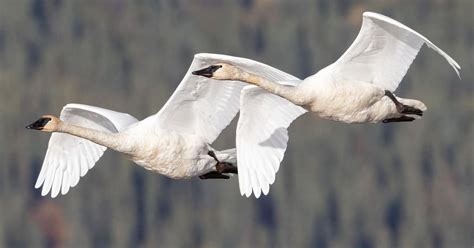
<box><xmin>383</xmin><ymin>116</ymin><xmax>415</xmax><ymax>123</ymax></box>
<box><xmin>385</xmin><ymin>90</ymin><xmax>423</xmax><ymax>116</ymax></box>
<box><xmin>199</xmin><ymin>172</ymin><xmax>230</xmax><ymax>179</ymax></box>
<box><xmin>208</xmin><ymin>150</ymin><xmax>219</xmax><ymax>161</ymax></box>
<box><xmin>206</xmin><ymin>151</ymin><xmax>238</xmax><ymax>175</ymax></box>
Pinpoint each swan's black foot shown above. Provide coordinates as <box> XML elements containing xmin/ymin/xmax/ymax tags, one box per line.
<box><xmin>216</xmin><ymin>162</ymin><xmax>238</xmax><ymax>174</ymax></box>
<box><xmin>384</xmin><ymin>90</ymin><xmax>423</xmax><ymax>116</ymax></box>
<box><xmin>383</xmin><ymin>116</ymin><xmax>415</xmax><ymax>123</ymax></box>
<box><xmin>208</xmin><ymin>150</ymin><xmax>238</xmax><ymax>174</ymax></box>
<box><xmin>399</xmin><ymin>105</ymin><xmax>423</xmax><ymax>116</ymax></box>
<box><xmin>199</xmin><ymin>172</ymin><xmax>230</xmax><ymax>180</ymax></box>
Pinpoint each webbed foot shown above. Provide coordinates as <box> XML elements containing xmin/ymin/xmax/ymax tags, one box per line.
<box><xmin>383</xmin><ymin>116</ymin><xmax>416</xmax><ymax>123</ymax></box>
<box><xmin>216</xmin><ymin>162</ymin><xmax>238</xmax><ymax>174</ymax></box>
<box><xmin>199</xmin><ymin>172</ymin><xmax>230</xmax><ymax>180</ymax></box>
<box><xmin>385</xmin><ymin>90</ymin><xmax>423</xmax><ymax>116</ymax></box>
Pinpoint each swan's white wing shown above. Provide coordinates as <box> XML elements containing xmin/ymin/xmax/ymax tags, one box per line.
<box><xmin>35</xmin><ymin>103</ymin><xmax>138</xmax><ymax>198</ymax></box>
<box><xmin>181</xmin><ymin>55</ymin><xmax>306</xmax><ymax>198</ymax></box>
<box><xmin>154</xmin><ymin>53</ymin><xmax>249</xmax><ymax>144</ymax></box>
<box><xmin>238</xmin><ymin>83</ymin><xmax>307</xmax><ymax>198</ymax></box>
<box><xmin>191</xmin><ymin>56</ymin><xmax>306</xmax><ymax>198</ymax></box>
<box><xmin>225</xmin><ymin>55</ymin><xmax>308</xmax><ymax>198</ymax></box>
<box><xmin>155</xmin><ymin>53</ymin><xmax>305</xmax><ymax>197</ymax></box>
<box><xmin>331</xmin><ymin>12</ymin><xmax>460</xmax><ymax>92</ymax></box>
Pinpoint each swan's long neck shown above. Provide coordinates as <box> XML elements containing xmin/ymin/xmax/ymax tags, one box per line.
<box><xmin>236</xmin><ymin>71</ymin><xmax>304</xmax><ymax>105</ymax></box>
<box><xmin>57</xmin><ymin>123</ymin><xmax>131</xmax><ymax>154</ymax></box>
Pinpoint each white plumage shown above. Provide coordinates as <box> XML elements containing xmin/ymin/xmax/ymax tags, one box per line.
<box><xmin>193</xmin><ymin>55</ymin><xmax>309</xmax><ymax>198</ymax></box>
<box><xmin>193</xmin><ymin>12</ymin><xmax>461</xmax><ymax>198</ymax></box>
<box><xmin>333</xmin><ymin>12</ymin><xmax>460</xmax><ymax>92</ymax></box>
<box><xmin>31</xmin><ymin>53</ymin><xmax>303</xmax><ymax>198</ymax></box>
<box><xmin>35</xmin><ymin>104</ymin><xmax>138</xmax><ymax>196</ymax></box>
<box><xmin>32</xmin><ymin>54</ymin><xmax>250</xmax><ymax>197</ymax></box>
<box><xmin>31</xmin><ymin>12</ymin><xmax>461</xmax><ymax>199</ymax></box>
<box><xmin>238</xmin><ymin>83</ymin><xmax>306</xmax><ymax>198</ymax></box>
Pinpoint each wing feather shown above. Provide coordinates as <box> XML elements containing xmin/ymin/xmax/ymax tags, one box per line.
<box><xmin>35</xmin><ymin>149</ymin><xmax>50</xmax><ymax>188</ymax></box>
<box><xmin>41</xmin><ymin>160</ymin><xmax>56</xmax><ymax>196</ymax></box>
<box><xmin>61</xmin><ymin>167</ymin><xmax>70</xmax><ymax>195</ymax></box>
<box><xmin>146</xmin><ymin>53</ymin><xmax>308</xmax><ymax>198</ymax></box>
<box><xmin>238</xmin><ymin>81</ymin><xmax>307</xmax><ymax>197</ymax></box>
<box><xmin>154</xmin><ymin>54</ymin><xmax>250</xmax><ymax>144</ymax></box>
<box><xmin>51</xmin><ymin>168</ymin><xmax>63</xmax><ymax>198</ymax></box>
<box><xmin>70</xmin><ymin>155</ymin><xmax>81</xmax><ymax>187</ymax></box>
<box><xmin>35</xmin><ymin>103</ymin><xmax>138</xmax><ymax>197</ymax></box>
<box><xmin>331</xmin><ymin>12</ymin><xmax>460</xmax><ymax>91</ymax></box>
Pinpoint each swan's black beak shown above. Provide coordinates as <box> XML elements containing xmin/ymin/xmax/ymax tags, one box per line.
<box><xmin>192</xmin><ymin>65</ymin><xmax>222</xmax><ymax>78</ymax></box>
<box><xmin>26</xmin><ymin>117</ymin><xmax>51</xmax><ymax>130</ymax></box>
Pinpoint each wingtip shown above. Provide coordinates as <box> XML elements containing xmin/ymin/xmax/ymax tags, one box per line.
<box><xmin>362</xmin><ymin>11</ymin><xmax>385</xmax><ymax>19</ymax></box>
<box><xmin>194</xmin><ymin>53</ymin><xmax>245</xmax><ymax>65</ymax></box>
<box><xmin>454</xmin><ymin>61</ymin><xmax>461</xmax><ymax>69</ymax></box>
<box><xmin>449</xmin><ymin>60</ymin><xmax>461</xmax><ymax>80</ymax></box>
<box><xmin>41</xmin><ymin>189</ymin><xmax>49</xmax><ymax>197</ymax></box>
<box><xmin>39</xmin><ymin>186</ymin><xmax>61</xmax><ymax>198</ymax></box>
<box><xmin>194</xmin><ymin>53</ymin><xmax>208</xmax><ymax>59</ymax></box>
<box><xmin>239</xmin><ymin>187</ymin><xmax>246</xmax><ymax>197</ymax></box>
<box><xmin>455</xmin><ymin>69</ymin><xmax>461</xmax><ymax>80</ymax></box>
<box><xmin>362</xmin><ymin>11</ymin><xmax>375</xmax><ymax>16</ymax></box>
<box><xmin>61</xmin><ymin>187</ymin><xmax>70</xmax><ymax>196</ymax></box>
<box><xmin>253</xmin><ymin>189</ymin><xmax>262</xmax><ymax>198</ymax></box>
<box><xmin>262</xmin><ymin>186</ymin><xmax>270</xmax><ymax>196</ymax></box>
<box><xmin>449</xmin><ymin>57</ymin><xmax>461</xmax><ymax>71</ymax></box>
<box><xmin>245</xmin><ymin>190</ymin><xmax>252</xmax><ymax>198</ymax></box>
<box><xmin>34</xmin><ymin>181</ymin><xmax>43</xmax><ymax>189</ymax></box>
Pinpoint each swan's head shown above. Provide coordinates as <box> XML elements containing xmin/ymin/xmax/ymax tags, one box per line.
<box><xmin>26</xmin><ymin>115</ymin><xmax>61</xmax><ymax>132</ymax></box>
<box><xmin>192</xmin><ymin>63</ymin><xmax>240</xmax><ymax>80</ymax></box>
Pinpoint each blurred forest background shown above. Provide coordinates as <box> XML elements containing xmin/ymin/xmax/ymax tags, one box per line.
<box><xmin>0</xmin><ymin>0</ymin><xmax>472</xmax><ymax>247</ymax></box>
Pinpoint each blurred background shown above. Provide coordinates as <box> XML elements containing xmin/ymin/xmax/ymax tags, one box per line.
<box><xmin>0</xmin><ymin>0</ymin><xmax>472</xmax><ymax>247</ymax></box>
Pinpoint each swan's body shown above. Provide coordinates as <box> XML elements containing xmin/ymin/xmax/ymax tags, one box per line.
<box><xmin>28</xmin><ymin>54</ymin><xmax>248</xmax><ymax>198</ymax></box>
<box><xmin>193</xmin><ymin>12</ymin><xmax>461</xmax><ymax>197</ymax></box>
<box><xmin>196</xmin><ymin>12</ymin><xmax>460</xmax><ymax>124</ymax></box>
<box><xmin>121</xmin><ymin>125</ymin><xmax>211</xmax><ymax>177</ymax></box>
<box><xmin>242</xmin><ymin>65</ymin><xmax>428</xmax><ymax>123</ymax></box>
<box><xmin>41</xmin><ymin>110</ymin><xmax>227</xmax><ymax>179</ymax></box>
<box><xmin>28</xmin><ymin>53</ymin><xmax>303</xmax><ymax>198</ymax></box>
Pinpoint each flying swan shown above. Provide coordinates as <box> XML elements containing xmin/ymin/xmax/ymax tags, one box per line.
<box><xmin>27</xmin><ymin>53</ymin><xmax>301</xmax><ymax>198</ymax></box>
<box><xmin>193</xmin><ymin>12</ymin><xmax>461</xmax><ymax>196</ymax></box>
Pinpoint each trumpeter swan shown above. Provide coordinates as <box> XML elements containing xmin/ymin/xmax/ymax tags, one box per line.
<box><xmin>193</xmin><ymin>12</ymin><xmax>461</xmax><ymax>197</ymax></box>
<box><xmin>27</xmin><ymin>53</ymin><xmax>301</xmax><ymax>198</ymax></box>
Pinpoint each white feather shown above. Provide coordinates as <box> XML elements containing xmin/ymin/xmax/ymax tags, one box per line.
<box><xmin>37</xmin><ymin>104</ymin><xmax>138</xmax><ymax>197</ymax></box>
<box><xmin>332</xmin><ymin>12</ymin><xmax>460</xmax><ymax>92</ymax></box>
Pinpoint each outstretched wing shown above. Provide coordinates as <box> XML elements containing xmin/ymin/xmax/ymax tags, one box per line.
<box><xmin>153</xmin><ymin>53</ymin><xmax>248</xmax><ymax>144</ymax></box>
<box><xmin>331</xmin><ymin>12</ymin><xmax>460</xmax><ymax>92</ymax></box>
<box><xmin>214</xmin><ymin>56</ymin><xmax>307</xmax><ymax>198</ymax></box>
<box><xmin>238</xmin><ymin>83</ymin><xmax>306</xmax><ymax>198</ymax></box>
<box><xmin>154</xmin><ymin>53</ymin><xmax>305</xmax><ymax>197</ymax></box>
<box><xmin>35</xmin><ymin>104</ymin><xmax>138</xmax><ymax>197</ymax></box>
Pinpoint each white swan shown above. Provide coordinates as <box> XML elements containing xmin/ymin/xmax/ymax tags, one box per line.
<box><xmin>27</xmin><ymin>53</ymin><xmax>301</xmax><ymax>198</ymax></box>
<box><xmin>193</xmin><ymin>12</ymin><xmax>461</xmax><ymax>197</ymax></box>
